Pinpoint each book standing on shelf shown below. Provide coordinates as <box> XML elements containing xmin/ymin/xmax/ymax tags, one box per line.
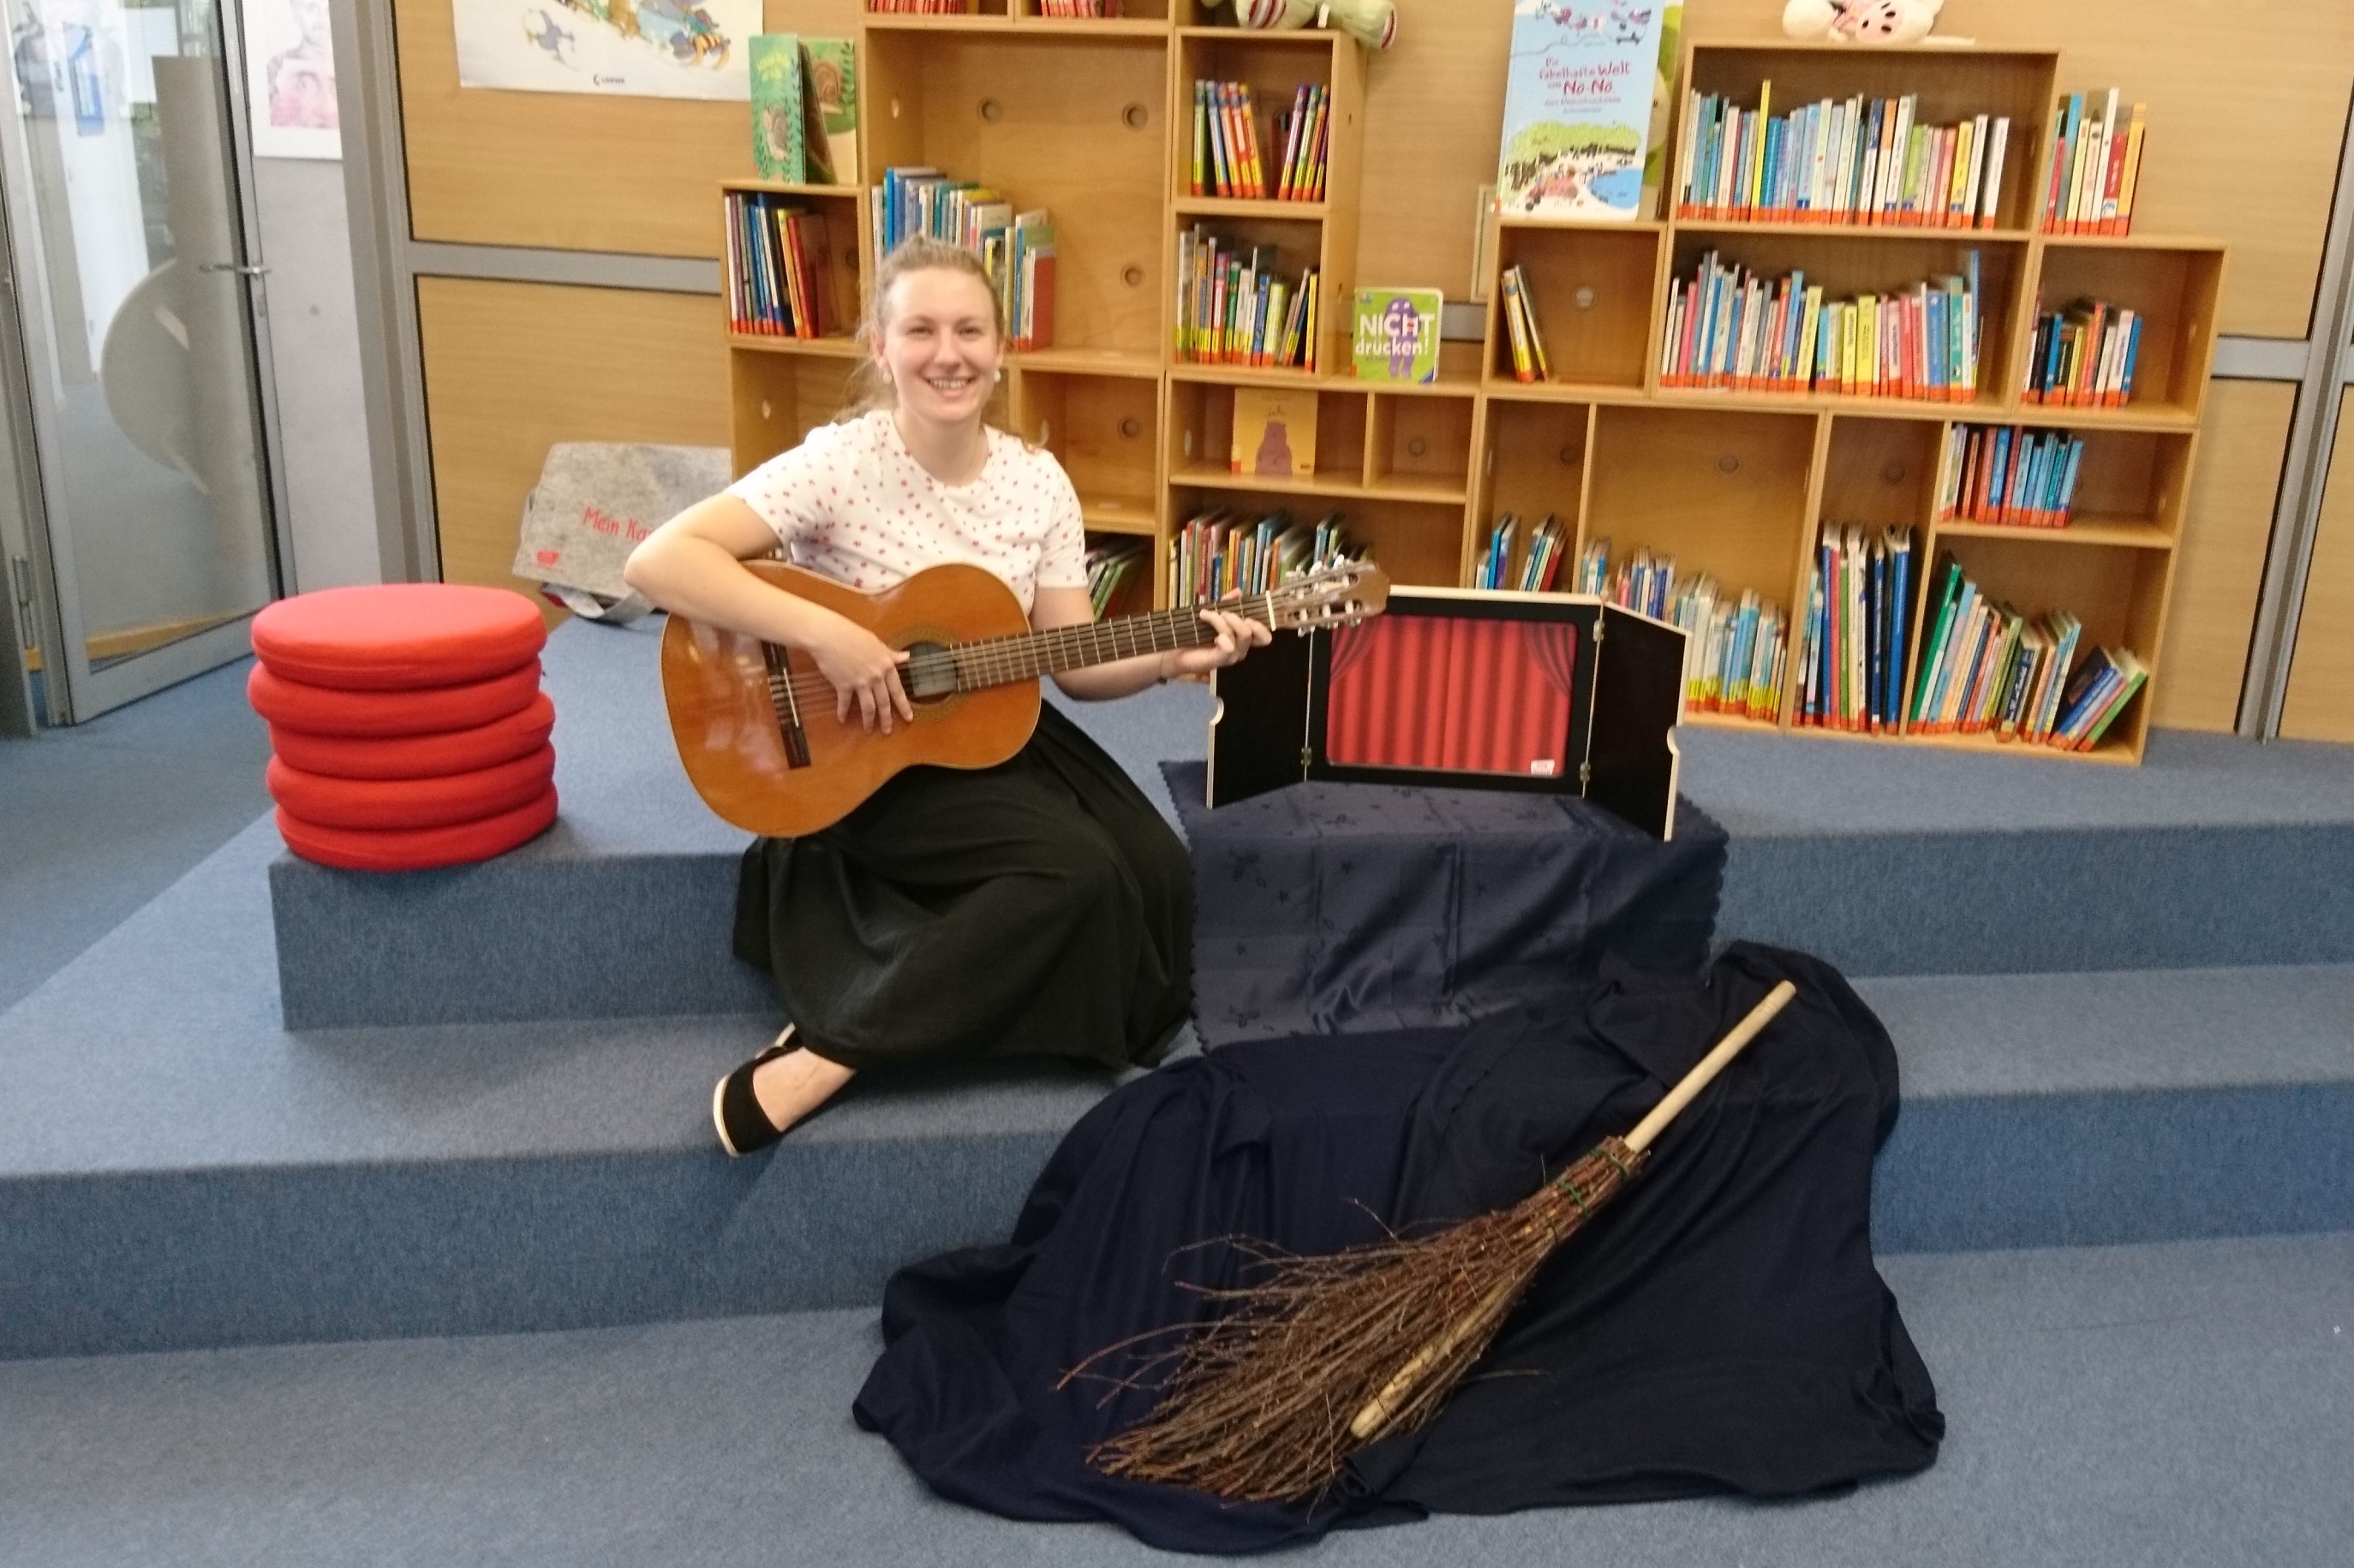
<box><xmin>867</xmin><ymin>2</ymin><xmax>979</xmax><ymax>14</ymax></box>
<box><xmin>1497</xmin><ymin>2</ymin><xmax>1663</xmax><ymax>221</ymax></box>
<box><xmin>724</xmin><ymin>192</ymin><xmax>835</xmax><ymax>339</ymax></box>
<box><xmin>2024</xmin><ymin>300</ymin><xmax>2142</xmax><ymax>407</ymax></box>
<box><xmin>2041</xmin><ymin>91</ymin><xmax>2147</xmax><ymax>235</ymax></box>
<box><xmin>1498</xmin><ymin>265</ymin><xmax>1553</xmax><ymax>384</ymax></box>
<box><xmin>748</xmin><ymin>35</ymin><xmax>837</xmax><ymax>186</ymax></box>
<box><xmin>1039</xmin><ymin>2</ymin><xmax>1124</xmax><ymax>16</ymax></box>
<box><xmin>1795</xmin><ymin>526</ymin><xmax>1913</xmax><ymax>733</ymax></box>
<box><xmin>1939</xmin><ymin>426</ymin><xmax>2085</xmax><ymax>528</ymax></box>
<box><xmin>1906</xmin><ymin>555</ymin><xmax>2141</xmax><ymax>749</ymax></box>
<box><xmin>1230</xmin><ymin>389</ymin><xmax>1318</xmax><ymax>477</ymax></box>
<box><xmin>874</xmin><ymin>167</ymin><xmax>1055</xmax><ymax>349</ymax></box>
<box><xmin>1573</xmin><ymin>540</ymin><xmax>1786</xmax><ymax>722</ymax></box>
<box><xmin>1353</xmin><ymin>288</ymin><xmax>1442</xmax><ymax>384</ymax></box>
<box><xmin>1191</xmin><ymin>81</ymin><xmax>1329</xmax><ymax>202</ymax></box>
<box><xmin>1478</xmin><ymin>513</ymin><xmax>1567</xmax><ymax>593</ymax></box>
<box><xmin>1084</xmin><ymin>539</ymin><xmax>1148</xmax><ymax>619</ymax></box>
<box><xmin>1173</xmin><ymin>510</ymin><xmax>1361</xmax><ymax>609</ymax></box>
<box><xmin>1659</xmin><ymin>250</ymin><xmax>1980</xmax><ymax>401</ymax></box>
<box><xmin>1675</xmin><ymin>86</ymin><xmax>2010</xmax><ymax>230</ymax></box>
<box><xmin>1176</xmin><ymin>227</ymin><xmax>1318</xmax><ymax>368</ymax></box>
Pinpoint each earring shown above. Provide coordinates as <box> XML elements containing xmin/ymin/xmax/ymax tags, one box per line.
<box><xmin>995</xmin><ymin>367</ymin><xmax>1005</xmax><ymax>383</ymax></box>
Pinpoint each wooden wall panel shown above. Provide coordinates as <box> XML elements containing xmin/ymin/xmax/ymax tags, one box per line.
<box><xmin>2153</xmin><ymin>381</ymin><xmax>2295</xmax><ymax>732</ymax></box>
<box><xmin>1352</xmin><ymin>1</ymin><xmax>2353</xmax><ymax>337</ymax></box>
<box><xmin>396</xmin><ymin>0</ymin><xmax>862</xmax><ymax>256</ymax></box>
<box><xmin>416</xmin><ymin>279</ymin><xmax>730</xmax><ymax>603</ymax></box>
<box><xmin>2281</xmin><ymin>388</ymin><xmax>2354</xmax><ymax>742</ymax></box>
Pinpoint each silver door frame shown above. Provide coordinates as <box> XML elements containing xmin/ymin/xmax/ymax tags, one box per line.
<box><xmin>0</xmin><ymin>0</ymin><xmax>296</xmax><ymax>726</ymax></box>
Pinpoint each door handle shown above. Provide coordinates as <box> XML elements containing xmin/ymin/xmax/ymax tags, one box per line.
<box><xmin>196</xmin><ymin>263</ymin><xmax>271</xmax><ymax>277</ymax></box>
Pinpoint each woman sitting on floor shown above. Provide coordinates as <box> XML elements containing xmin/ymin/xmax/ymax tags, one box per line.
<box><xmin>624</xmin><ymin>236</ymin><xmax>1269</xmax><ymax>1154</ymax></box>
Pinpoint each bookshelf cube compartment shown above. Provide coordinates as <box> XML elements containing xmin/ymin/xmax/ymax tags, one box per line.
<box><xmin>1082</xmin><ymin>531</ymin><xmax>1156</xmax><ymax>620</ymax></box>
<box><xmin>1661</xmin><ymin>231</ymin><xmax>2028</xmax><ymax>412</ymax></box>
<box><xmin>1168</xmin><ymin>377</ymin><xmax>1366</xmax><ymax>491</ymax></box>
<box><xmin>1479</xmin><ymin>396</ymin><xmax>1592</xmax><ymax>547</ymax></box>
<box><xmin>2027</xmin><ymin>241</ymin><xmax>2223</xmax><ymax>424</ymax></box>
<box><xmin>1918</xmin><ymin>532</ymin><xmax>2171</xmax><ymax>758</ymax></box>
<box><xmin>1491</xmin><ymin>223</ymin><xmax>1662</xmax><ymax>391</ymax></box>
<box><xmin>1821</xmin><ymin>416</ymin><xmax>1945</xmax><ymax>531</ymax></box>
<box><xmin>1174</xmin><ymin>30</ymin><xmax>1340</xmax><ymax>206</ymax></box>
<box><xmin>1586</xmin><ymin>405</ymin><xmax>1817</xmax><ymax>610</ymax></box>
<box><xmin>1679</xmin><ymin>45</ymin><xmax>2058</xmax><ymax>232</ymax></box>
<box><xmin>1368</xmin><ymin>393</ymin><xmax>1473</xmax><ymax>501</ymax></box>
<box><xmin>1173</xmin><ymin>483</ymin><xmax>1464</xmax><ymax>593</ymax></box>
<box><xmin>721</xmin><ymin>185</ymin><xmax>865</xmax><ymax>348</ymax></box>
<box><xmin>864</xmin><ymin>31</ymin><xmax>1168</xmax><ymax>356</ymax></box>
<box><xmin>1939</xmin><ymin>423</ymin><xmax>2193</xmax><ymax>546</ymax></box>
<box><xmin>1012</xmin><ymin>369</ymin><xmax>1161</xmax><ymax>535</ymax></box>
<box><xmin>1174</xmin><ymin>214</ymin><xmax>1330</xmax><ymax>373</ymax></box>
<box><xmin>729</xmin><ymin>351</ymin><xmax>859</xmax><ymax>477</ymax></box>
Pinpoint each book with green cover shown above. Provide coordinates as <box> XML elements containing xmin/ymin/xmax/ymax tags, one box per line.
<box><xmin>1352</xmin><ymin>288</ymin><xmax>1443</xmax><ymax>384</ymax></box>
<box><xmin>750</xmin><ymin>35</ymin><xmax>836</xmax><ymax>185</ymax></box>
<box><xmin>804</xmin><ymin>38</ymin><xmax>858</xmax><ymax>183</ymax></box>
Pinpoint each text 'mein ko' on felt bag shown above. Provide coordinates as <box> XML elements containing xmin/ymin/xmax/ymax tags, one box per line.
<box><xmin>512</xmin><ymin>443</ymin><xmax>732</xmax><ymax>623</ymax></box>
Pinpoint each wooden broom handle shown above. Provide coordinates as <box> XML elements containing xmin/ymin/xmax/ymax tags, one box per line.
<box><xmin>1623</xmin><ymin>980</ymin><xmax>1796</xmax><ymax>1154</ymax></box>
<box><xmin>1347</xmin><ymin>980</ymin><xmax>1798</xmax><ymax>1444</ymax></box>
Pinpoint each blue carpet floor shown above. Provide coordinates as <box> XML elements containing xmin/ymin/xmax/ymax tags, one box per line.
<box><xmin>3</xmin><ymin>1231</ymin><xmax>2346</xmax><ymax>1567</ymax></box>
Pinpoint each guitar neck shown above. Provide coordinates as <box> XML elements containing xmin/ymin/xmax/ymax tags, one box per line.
<box><xmin>952</xmin><ymin>597</ymin><xmax>1270</xmax><ymax>692</ymax></box>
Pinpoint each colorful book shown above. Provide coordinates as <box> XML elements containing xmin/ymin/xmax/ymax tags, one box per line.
<box><xmin>1497</xmin><ymin>2</ymin><xmax>1664</xmax><ymax>222</ymax></box>
<box><xmin>1230</xmin><ymin>389</ymin><xmax>1318</xmax><ymax>478</ymax></box>
<box><xmin>1353</xmin><ymin>288</ymin><xmax>1443</xmax><ymax>384</ymax></box>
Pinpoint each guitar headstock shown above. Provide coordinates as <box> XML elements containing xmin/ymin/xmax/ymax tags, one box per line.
<box><xmin>1263</xmin><ymin>562</ymin><xmax>1391</xmax><ymax>635</ymax></box>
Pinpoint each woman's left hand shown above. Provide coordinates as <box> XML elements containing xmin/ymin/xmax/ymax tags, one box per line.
<box><xmin>1165</xmin><ymin>607</ymin><xmax>1273</xmax><ymax>678</ymax></box>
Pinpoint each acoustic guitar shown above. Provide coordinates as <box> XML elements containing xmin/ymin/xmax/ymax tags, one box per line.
<box><xmin>660</xmin><ymin>557</ymin><xmax>1389</xmax><ymax>838</ymax></box>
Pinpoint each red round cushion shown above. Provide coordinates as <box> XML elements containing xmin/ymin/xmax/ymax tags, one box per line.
<box><xmin>248</xmin><ymin>660</ymin><xmax>542</xmax><ymax>737</ymax></box>
<box><xmin>267</xmin><ymin>745</ymin><xmax>557</xmax><ymax>830</ymax></box>
<box><xmin>269</xmin><ymin>694</ymin><xmax>557</xmax><ymax>780</ymax></box>
<box><xmin>276</xmin><ymin>786</ymin><xmax>559</xmax><ymax>873</ymax></box>
<box><xmin>252</xmin><ymin>584</ymin><xmax>547</xmax><ymax>691</ymax></box>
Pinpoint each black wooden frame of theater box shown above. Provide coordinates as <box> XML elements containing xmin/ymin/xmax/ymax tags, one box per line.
<box><xmin>1204</xmin><ymin>588</ymin><xmax>1688</xmax><ymax>840</ymax></box>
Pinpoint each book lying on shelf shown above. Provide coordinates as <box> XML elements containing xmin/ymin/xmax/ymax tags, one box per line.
<box><xmin>1172</xmin><ymin>509</ymin><xmax>1363</xmax><ymax>609</ymax></box>
<box><xmin>1498</xmin><ymin>265</ymin><xmax>1553</xmax><ymax>383</ymax></box>
<box><xmin>1573</xmin><ymin>540</ymin><xmax>1785</xmax><ymax>720</ymax></box>
<box><xmin>1496</xmin><ymin>1</ymin><xmax>1662</xmax><ymax>221</ymax></box>
<box><xmin>2040</xmin><ymin>91</ymin><xmax>2147</xmax><ymax>235</ymax></box>
<box><xmin>1176</xmin><ymin>227</ymin><xmax>1318</xmax><ymax>368</ymax></box>
<box><xmin>1939</xmin><ymin>426</ymin><xmax>2085</xmax><ymax>528</ymax></box>
<box><xmin>1675</xmin><ymin>86</ymin><xmax>2010</xmax><ymax>230</ymax></box>
<box><xmin>1084</xmin><ymin>539</ymin><xmax>1149</xmax><ymax>620</ymax></box>
<box><xmin>724</xmin><ymin>192</ymin><xmax>835</xmax><ymax>339</ymax></box>
<box><xmin>2024</xmin><ymin>300</ymin><xmax>2142</xmax><ymax>407</ymax></box>
<box><xmin>1191</xmin><ymin>80</ymin><xmax>1329</xmax><ymax>202</ymax></box>
<box><xmin>748</xmin><ymin>36</ymin><xmax>835</xmax><ymax>185</ymax></box>
<box><xmin>1352</xmin><ymin>288</ymin><xmax>1443</xmax><ymax>384</ymax></box>
<box><xmin>1477</xmin><ymin>512</ymin><xmax>1567</xmax><ymax>593</ymax></box>
<box><xmin>1659</xmin><ymin>250</ymin><xmax>1981</xmax><ymax>401</ymax></box>
<box><xmin>1230</xmin><ymin>389</ymin><xmax>1318</xmax><ymax>478</ymax></box>
<box><xmin>1907</xmin><ymin>557</ymin><xmax>2139</xmax><ymax>748</ymax></box>
<box><xmin>1795</xmin><ymin>525</ymin><xmax>1915</xmax><ymax>733</ymax></box>
<box><xmin>873</xmin><ymin>167</ymin><xmax>1055</xmax><ymax>349</ymax></box>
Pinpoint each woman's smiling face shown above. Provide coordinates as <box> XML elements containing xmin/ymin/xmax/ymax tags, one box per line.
<box><xmin>875</xmin><ymin>266</ymin><xmax>1003</xmax><ymax>426</ymax></box>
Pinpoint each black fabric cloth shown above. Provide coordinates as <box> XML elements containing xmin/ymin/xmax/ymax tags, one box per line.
<box><xmin>852</xmin><ymin>944</ymin><xmax>1943</xmax><ymax>1553</ymax></box>
<box><xmin>734</xmin><ymin>703</ymin><xmax>1192</xmax><ymax>1072</ymax></box>
<box><xmin>1162</xmin><ymin>760</ymin><xmax>1730</xmax><ymax>1046</ymax></box>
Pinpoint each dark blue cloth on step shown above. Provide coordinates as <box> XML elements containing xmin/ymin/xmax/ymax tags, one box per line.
<box><xmin>851</xmin><ymin>945</ymin><xmax>1944</xmax><ymax>1553</ymax></box>
<box><xmin>1160</xmin><ymin>761</ymin><xmax>1729</xmax><ymax>1046</ymax></box>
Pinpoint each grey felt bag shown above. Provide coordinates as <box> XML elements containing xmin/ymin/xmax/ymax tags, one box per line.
<box><xmin>512</xmin><ymin>442</ymin><xmax>732</xmax><ymax>623</ymax></box>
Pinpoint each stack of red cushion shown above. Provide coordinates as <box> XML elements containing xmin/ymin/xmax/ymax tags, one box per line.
<box><xmin>248</xmin><ymin>585</ymin><xmax>559</xmax><ymax>872</ymax></box>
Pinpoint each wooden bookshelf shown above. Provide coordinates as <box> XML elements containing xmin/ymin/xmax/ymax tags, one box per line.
<box><xmin>722</xmin><ymin>27</ymin><xmax>2221</xmax><ymax>765</ymax></box>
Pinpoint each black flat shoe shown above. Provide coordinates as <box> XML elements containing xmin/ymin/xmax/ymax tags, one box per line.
<box><xmin>714</xmin><ymin>1026</ymin><xmax>800</xmax><ymax>1157</ymax></box>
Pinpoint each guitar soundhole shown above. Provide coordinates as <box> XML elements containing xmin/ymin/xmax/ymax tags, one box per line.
<box><xmin>901</xmin><ymin>642</ymin><xmax>959</xmax><ymax>702</ymax></box>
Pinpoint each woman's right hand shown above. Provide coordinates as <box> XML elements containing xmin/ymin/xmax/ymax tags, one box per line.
<box><xmin>804</xmin><ymin>612</ymin><xmax>915</xmax><ymax>733</ymax></box>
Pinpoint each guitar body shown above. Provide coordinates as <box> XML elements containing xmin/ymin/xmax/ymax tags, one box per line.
<box><xmin>660</xmin><ymin>560</ymin><xmax>1043</xmax><ymax>838</ymax></box>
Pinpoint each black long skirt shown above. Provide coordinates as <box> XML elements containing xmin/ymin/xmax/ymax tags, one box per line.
<box><xmin>732</xmin><ymin>702</ymin><xmax>1193</xmax><ymax>1072</ymax></box>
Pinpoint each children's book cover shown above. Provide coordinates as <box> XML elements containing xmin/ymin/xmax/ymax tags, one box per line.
<box><xmin>1231</xmin><ymin>389</ymin><xmax>1318</xmax><ymax>477</ymax></box>
<box><xmin>804</xmin><ymin>38</ymin><xmax>858</xmax><ymax>183</ymax></box>
<box><xmin>750</xmin><ymin>34</ymin><xmax>809</xmax><ymax>182</ymax></box>
<box><xmin>1352</xmin><ymin>288</ymin><xmax>1443</xmax><ymax>384</ymax></box>
<box><xmin>1497</xmin><ymin>2</ymin><xmax>1667</xmax><ymax>222</ymax></box>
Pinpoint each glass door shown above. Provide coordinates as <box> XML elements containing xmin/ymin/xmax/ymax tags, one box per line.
<box><xmin>0</xmin><ymin>0</ymin><xmax>283</xmax><ymax>724</ymax></box>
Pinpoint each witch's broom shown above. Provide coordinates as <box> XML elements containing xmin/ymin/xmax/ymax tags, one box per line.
<box><xmin>1070</xmin><ymin>980</ymin><xmax>1797</xmax><ymax>1503</ymax></box>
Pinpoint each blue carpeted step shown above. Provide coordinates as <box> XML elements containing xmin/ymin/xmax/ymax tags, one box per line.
<box><xmin>4</xmin><ymin>806</ymin><xmax>2351</xmax><ymax>1360</ymax></box>
<box><xmin>3</xmin><ymin>1231</ymin><xmax>2348</xmax><ymax>1568</ymax></box>
<box><xmin>266</xmin><ymin>622</ymin><xmax>2354</xmax><ymax>1029</ymax></box>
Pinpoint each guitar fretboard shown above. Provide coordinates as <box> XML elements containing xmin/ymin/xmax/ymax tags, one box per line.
<box><xmin>947</xmin><ymin>597</ymin><xmax>1273</xmax><ymax>692</ymax></box>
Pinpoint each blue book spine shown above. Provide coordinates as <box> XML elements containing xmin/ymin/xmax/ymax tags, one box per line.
<box><xmin>2121</xmin><ymin>314</ymin><xmax>2146</xmax><ymax>402</ymax></box>
<box><xmin>1988</xmin><ymin>427</ymin><xmax>2014</xmax><ymax>517</ymax></box>
<box><xmin>1887</xmin><ymin>534</ymin><xmax>1913</xmax><ymax>726</ymax></box>
<box><xmin>2057</xmin><ymin>438</ymin><xmax>2087</xmax><ymax>520</ymax></box>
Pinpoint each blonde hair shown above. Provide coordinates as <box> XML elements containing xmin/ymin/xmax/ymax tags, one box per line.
<box><xmin>839</xmin><ymin>238</ymin><xmax>1011</xmax><ymax>425</ymax></box>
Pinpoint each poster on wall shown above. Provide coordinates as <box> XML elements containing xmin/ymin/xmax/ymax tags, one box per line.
<box><xmin>243</xmin><ymin>0</ymin><xmax>340</xmax><ymax>158</ymax></box>
<box><xmin>452</xmin><ymin>0</ymin><xmax>757</xmax><ymax>102</ymax></box>
<box><xmin>1496</xmin><ymin>1</ymin><xmax>1667</xmax><ymax>222</ymax></box>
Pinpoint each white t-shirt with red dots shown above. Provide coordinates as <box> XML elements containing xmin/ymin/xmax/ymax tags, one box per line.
<box><xmin>725</xmin><ymin>410</ymin><xmax>1088</xmax><ymax>614</ymax></box>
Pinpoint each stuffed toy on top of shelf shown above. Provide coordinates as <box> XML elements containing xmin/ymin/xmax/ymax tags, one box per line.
<box><xmin>1781</xmin><ymin>0</ymin><xmax>1949</xmax><ymax>46</ymax></box>
<box><xmin>1234</xmin><ymin>0</ymin><xmax>1398</xmax><ymax>52</ymax></box>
